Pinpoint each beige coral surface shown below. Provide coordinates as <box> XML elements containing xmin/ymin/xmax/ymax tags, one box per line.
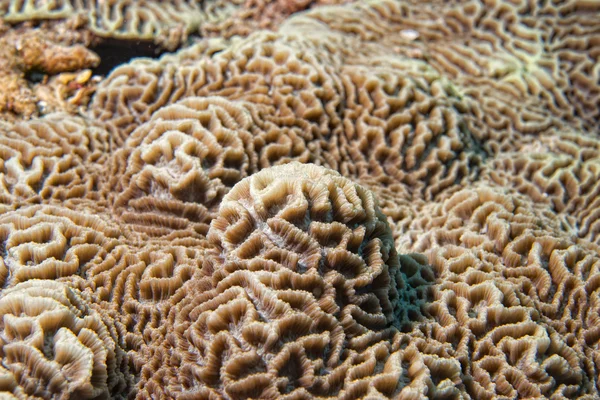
<box><xmin>1</xmin><ymin>0</ymin><xmax>600</xmax><ymax>398</ymax></box>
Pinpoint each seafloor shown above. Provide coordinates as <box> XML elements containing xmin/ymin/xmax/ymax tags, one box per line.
<box><xmin>0</xmin><ymin>0</ymin><xmax>599</xmax><ymax>399</ymax></box>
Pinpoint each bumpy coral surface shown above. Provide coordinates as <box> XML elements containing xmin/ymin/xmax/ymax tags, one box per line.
<box><xmin>1</xmin><ymin>0</ymin><xmax>599</xmax><ymax>398</ymax></box>
<box><xmin>0</xmin><ymin>25</ymin><xmax>102</xmax><ymax>122</ymax></box>
<box><xmin>0</xmin><ymin>0</ymin><xmax>350</xmax><ymax>50</ymax></box>
<box><xmin>134</xmin><ymin>162</ymin><xmax>413</xmax><ymax>398</ymax></box>
<box><xmin>0</xmin><ymin>280</ymin><xmax>131</xmax><ymax>398</ymax></box>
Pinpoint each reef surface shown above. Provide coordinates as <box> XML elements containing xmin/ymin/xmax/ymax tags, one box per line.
<box><xmin>0</xmin><ymin>0</ymin><xmax>599</xmax><ymax>398</ymax></box>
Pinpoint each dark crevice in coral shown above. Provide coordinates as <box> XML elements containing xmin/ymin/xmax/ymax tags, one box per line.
<box><xmin>91</xmin><ymin>39</ymin><xmax>165</xmax><ymax>76</ymax></box>
<box><xmin>25</xmin><ymin>70</ymin><xmax>46</xmax><ymax>83</ymax></box>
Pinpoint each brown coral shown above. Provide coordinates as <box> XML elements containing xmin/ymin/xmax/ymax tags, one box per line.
<box><xmin>0</xmin><ymin>204</ymin><xmax>122</xmax><ymax>288</ymax></box>
<box><xmin>107</xmin><ymin>96</ymin><xmax>255</xmax><ymax>243</ymax></box>
<box><xmin>0</xmin><ymin>113</ymin><xmax>122</xmax><ymax>206</ymax></box>
<box><xmin>399</xmin><ymin>182</ymin><xmax>598</xmax><ymax>398</ymax></box>
<box><xmin>135</xmin><ymin>162</ymin><xmax>411</xmax><ymax>398</ymax></box>
<box><xmin>1</xmin><ymin>0</ymin><xmax>348</xmax><ymax>51</ymax></box>
<box><xmin>91</xmin><ymin>21</ymin><xmax>485</xmax><ymax>199</ymax></box>
<box><xmin>1</xmin><ymin>0</ymin><xmax>206</xmax><ymax>51</ymax></box>
<box><xmin>0</xmin><ymin>0</ymin><xmax>599</xmax><ymax>398</ymax></box>
<box><xmin>0</xmin><ymin>280</ymin><xmax>131</xmax><ymax>399</ymax></box>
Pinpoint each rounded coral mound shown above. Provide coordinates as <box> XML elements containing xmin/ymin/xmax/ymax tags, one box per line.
<box><xmin>0</xmin><ymin>280</ymin><xmax>131</xmax><ymax>399</ymax></box>
<box><xmin>107</xmin><ymin>97</ymin><xmax>255</xmax><ymax>243</ymax></box>
<box><xmin>135</xmin><ymin>163</ymin><xmax>412</xmax><ymax>398</ymax></box>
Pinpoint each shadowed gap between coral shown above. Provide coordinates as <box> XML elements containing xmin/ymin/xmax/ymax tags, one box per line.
<box><xmin>91</xmin><ymin>39</ymin><xmax>165</xmax><ymax>76</ymax></box>
<box><xmin>397</xmin><ymin>253</ymin><xmax>436</xmax><ymax>332</ymax></box>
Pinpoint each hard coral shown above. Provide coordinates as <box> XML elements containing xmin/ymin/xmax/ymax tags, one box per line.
<box><xmin>0</xmin><ymin>280</ymin><xmax>132</xmax><ymax>399</ymax></box>
<box><xmin>0</xmin><ymin>113</ymin><xmax>122</xmax><ymax>206</ymax></box>
<box><xmin>1</xmin><ymin>0</ymin><xmax>206</xmax><ymax>51</ymax></box>
<box><xmin>1</xmin><ymin>0</ymin><xmax>349</xmax><ymax>51</ymax></box>
<box><xmin>136</xmin><ymin>162</ymin><xmax>410</xmax><ymax>398</ymax></box>
<box><xmin>92</xmin><ymin>22</ymin><xmax>484</xmax><ymax>200</ymax></box>
<box><xmin>108</xmin><ymin>97</ymin><xmax>255</xmax><ymax>243</ymax></box>
<box><xmin>0</xmin><ymin>0</ymin><xmax>599</xmax><ymax>398</ymax></box>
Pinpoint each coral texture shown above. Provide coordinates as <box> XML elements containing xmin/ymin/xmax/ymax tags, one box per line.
<box><xmin>1</xmin><ymin>0</ymin><xmax>350</xmax><ymax>50</ymax></box>
<box><xmin>0</xmin><ymin>113</ymin><xmax>122</xmax><ymax>207</ymax></box>
<box><xmin>0</xmin><ymin>280</ymin><xmax>131</xmax><ymax>398</ymax></box>
<box><xmin>1</xmin><ymin>0</ymin><xmax>208</xmax><ymax>50</ymax></box>
<box><xmin>135</xmin><ymin>162</ymin><xmax>412</xmax><ymax>398</ymax></box>
<box><xmin>0</xmin><ymin>0</ymin><xmax>599</xmax><ymax>398</ymax></box>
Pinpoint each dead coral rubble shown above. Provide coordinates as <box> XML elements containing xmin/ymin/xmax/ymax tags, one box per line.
<box><xmin>16</xmin><ymin>32</ymin><xmax>99</xmax><ymax>75</ymax></box>
<box><xmin>0</xmin><ymin>27</ymin><xmax>100</xmax><ymax>121</ymax></box>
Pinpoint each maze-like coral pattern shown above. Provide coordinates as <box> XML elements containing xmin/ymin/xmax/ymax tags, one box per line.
<box><xmin>135</xmin><ymin>163</ymin><xmax>411</xmax><ymax>398</ymax></box>
<box><xmin>0</xmin><ymin>0</ymin><xmax>599</xmax><ymax>398</ymax></box>
<box><xmin>1</xmin><ymin>0</ymin><xmax>351</xmax><ymax>50</ymax></box>
<box><xmin>400</xmin><ymin>184</ymin><xmax>598</xmax><ymax>398</ymax></box>
<box><xmin>107</xmin><ymin>97</ymin><xmax>255</xmax><ymax>243</ymax></box>
<box><xmin>92</xmin><ymin>21</ymin><xmax>485</xmax><ymax>200</ymax></box>
<box><xmin>0</xmin><ymin>205</ymin><xmax>121</xmax><ymax>288</ymax></box>
<box><xmin>483</xmin><ymin>133</ymin><xmax>600</xmax><ymax>245</ymax></box>
<box><xmin>0</xmin><ymin>114</ymin><xmax>121</xmax><ymax>207</ymax></box>
<box><xmin>0</xmin><ymin>280</ymin><xmax>131</xmax><ymax>399</ymax></box>
<box><xmin>2</xmin><ymin>0</ymin><xmax>218</xmax><ymax>50</ymax></box>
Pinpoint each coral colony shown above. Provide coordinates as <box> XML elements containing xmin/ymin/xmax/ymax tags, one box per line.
<box><xmin>0</xmin><ymin>0</ymin><xmax>599</xmax><ymax>398</ymax></box>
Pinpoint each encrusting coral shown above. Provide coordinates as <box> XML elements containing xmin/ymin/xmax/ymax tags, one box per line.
<box><xmin>0</xmin><ymin>0</ymin><xmax>599</xmax><ymax>398</ymax></box>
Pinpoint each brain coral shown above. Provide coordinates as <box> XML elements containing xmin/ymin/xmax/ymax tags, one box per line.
<box><xmin>1</xmin><ymin>0</ymin><xmax>212</xmax><ymax>50</ymax></box>
<box><xmin>0</xmin><ymin>0</ymin><xmax>351</xmax><ymax>51</ymax></box>
<box><xmin>134</xmin><ymin>162</ymin><xmax>417</xmax><ymax>398</ymax></box>
<box><xmin>0</xmin><ymin>280</ymin><xmax>131</xmax><ymax>399</ymax></box>
<box><xmin>92</xmin><ymin>13</ymin><xmax>486</xmax><ymax>200</ymax></box>
<box><xmin>0</xmin><ymin>0</ymin><xmax>599</xmax><ymax>398</ymax></box>
<box><xmin>107</xmin><ymin>97</ymin><xmax>255</xmax><ymax>243</ymax></box>
<box><xmin>0</xmin><ymin>113</ymin><xmax>122</xmax><ymax>208</ymax></box>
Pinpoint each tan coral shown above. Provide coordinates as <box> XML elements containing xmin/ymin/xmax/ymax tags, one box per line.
<box><xmin>107</xmin><ymin>96</ymin><xmax>256</xmax><ymax>243</ymax></box>
<box><xmin>1</xmin><ymin>0</ymin><xmax>340</xmax><ymax>52</ymax></box>
<box><xmin>0</xmin><ymin>112</ymin><xmax>122</xmax><ymax>206</ymax></box>
<box><xmin>0</xmin><ymin>280</ymin><xmax>131</xmax><ymax>399</ymax></box>
<box><xmin>208</xmin><ymin>0</ymin><xmax>351</xmax><ymax>37</ymax></box>
<box><xmin>92</xmin><ymin>20</ymin><xmax>485</xmax><ymax>199</ymax></box>
<box><xmin>1</xmin><ymin>0</ymin><xmax>207</xmax><ymax>51</ymax></box>
<box><xmin>0</xmin><ymin>204</ymin><xmax>122</xmax><ymax>288</ymax></box>
<box><xmin>0</xmin><ymin>0</ymin><xmax>599</xmax><ymax>398</ymax></box>
<box><xmin>135</xmin><ymin>163</ymin><xmax>410</xmax><ymax>398</ymax></box>
<box><xmin>77</xmin><ymin>242</ymin><xmax>206</xmax><ymax>379</ymax></box>
<box><xmin>400</xmin><ymin>184</ymin><xmax>597</xmax><ymax>397</ymax></box>
<box><xmin>296</xmin><ymin>0</ymin><xmax>599</xmax><ymax>133</ymax></box>
<box><xmin>483</xmin><ymin>132</ymin><xmax>600</xmax><ymax>245</ymax></box>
